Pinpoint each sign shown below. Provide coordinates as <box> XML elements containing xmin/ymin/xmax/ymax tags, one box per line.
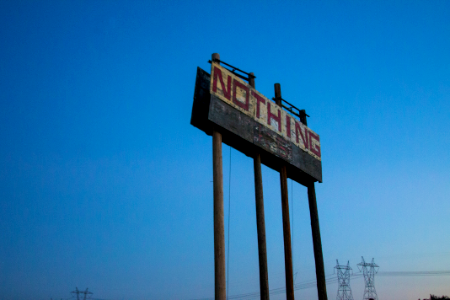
<box><xmin>190</xmin><ymin>58</ymin><xmax>328</xmax><ymax>300</ymax></box>
<box><xmin>191</xmin><ymin>64</ymin><xmax>322</xmax><ymax>183</ymax></box>
<box><xmin>210</xmin><ymin>63</ymin><xmax>321</xmax><ymax>161</ymax></box>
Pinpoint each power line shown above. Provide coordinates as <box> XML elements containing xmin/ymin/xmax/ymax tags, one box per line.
<box><xmin>190</xmin><ymin>269</ymin><xmax>450</xmax><ymax>300</ymax></box>
<box><xmin>378</xmin><ymin>271</ymin><xmax>450</xmax><ymax>276</ymax></box>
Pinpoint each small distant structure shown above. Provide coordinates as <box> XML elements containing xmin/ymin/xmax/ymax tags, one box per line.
<box><xmin>335</xmin><ymin>260</ymin><xmax>354</xmax><ymax>300</ymax></box>
<box><xmin>357</xmin><ymin>257</ymin><xmax>379</xmax><ymax>300</ymax></box>
<box><xmin>71</xmin><ymin>287</ymin><xmax>93</xmax><ymax>300</ymax></box>
<box><xmin>430</xmin><ymin>295</ymin><xmax>450</xmax><ymax>300</ymax></box>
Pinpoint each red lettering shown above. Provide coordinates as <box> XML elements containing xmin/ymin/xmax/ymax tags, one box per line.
<box><xmin>267</xmin><ymin>103</ymin><xmax>281</xmax><ymax>132</ymax></box>
<box><xmin>252</xmin><ymin>91</ymin><xmax>266</xmax><ymax>119</ymax></box>
<box><xmin>295</xmin><ymin>121</ymin><xmax>309</xmax><ymax>149</ymax></box>
<box><xmin>212</xmin><ymin>66</ymin><xmax>231</xmax><ymax>100</ymax></box>
<box><xmin>286</xmin><ymin>115</ymin><xmax>291</xmax><ymax>138</ymax></box>
<box><xmin>309</xmin><ymin>132</ymin><xmax>321</xmax><ymax>158</ymax></box>
<box><xmin>233</xmin><ymin>79</ymin><xmax>249</xmax><ymax>111</ymax></box>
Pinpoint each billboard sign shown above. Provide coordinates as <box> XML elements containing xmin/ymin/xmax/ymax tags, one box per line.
<box><xmin>191</xmin><ymin>63</ymin><xmax>322</xmax><ymax>183</ymax></box>
<box><xmin>210</xmin><ymin>63</ymin><xmax>321</xmax><ymax>161</ymax></box>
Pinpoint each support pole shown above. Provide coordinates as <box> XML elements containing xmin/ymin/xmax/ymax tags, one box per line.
<box><xmin>275</xmin><ymin>83</ymin><xmax>295</xmax><ymax>300</ymax></box>
<box><xmin>212</xmin><ymin>53</ymin><xmax>226</xmax><ymax>300</ymax></box>
<box><xmin>251</xmin><ymin>73</ymin><xmax>270</xmax><ymax>300</ymax></box>
<box><xmin>307</xmin><ymin>183</ymin><xmax>328</xmax><ymax>300</ymax></box>
<box><xmin>300</xmin><ymin>112</ymin><xmax>328</xmax><ymax>300</ymax></box>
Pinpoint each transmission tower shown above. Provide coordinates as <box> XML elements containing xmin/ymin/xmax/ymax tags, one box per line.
<box><xmin>335</xmin><ymin>260</ymin><xmax>354</xmax><ymax>300</ymax></box>
<box><xmin>357</xmin><ymin>257</ymin><xmax>379</xmax><ymax>300</ymax></box>
<box><xmin>71</xmin><ymin>287</ymin><xmax>93</xmax><ymax>300</ymax></box>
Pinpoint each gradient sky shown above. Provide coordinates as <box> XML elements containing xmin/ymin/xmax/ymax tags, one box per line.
<box><xmin>1</xmin><ymin>1</ymin><xmax>450</xmax><ymax>300</ymax></box>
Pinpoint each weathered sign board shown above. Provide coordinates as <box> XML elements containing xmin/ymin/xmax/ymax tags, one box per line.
<box><xmin>191</xmin><ymin>62</ymin><xmax>322</xmax><ymax>184</ymax></box>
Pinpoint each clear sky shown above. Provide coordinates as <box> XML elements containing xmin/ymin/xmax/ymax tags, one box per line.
<box><xmin>1</xmin><ymin>1</ymin><xmax>449</xmax><ymax>300</ymax></box>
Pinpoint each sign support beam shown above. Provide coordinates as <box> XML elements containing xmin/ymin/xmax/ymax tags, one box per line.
<box><xmin>300</xmin><ymin>113</ymin><xmax>328</xmax><ymax>300</ymax></box>
<box><xmin>308</xmin><ymin>181</ymin><xmax>328</xmax><ymax>300</ymax></box>
<box><xmin>212</xmin><ymin>53</ymin><xmax>226</xmax><ymax>300</ymax></box>
<box><xmin>275</xmin><ymin>84</ymin><xmax>295</xmax><ymax>300</ymax></box>
<box><xmin>251</xmin><ymin>74</ymin><xmax>270</xmax><ymax>300</ymax></box>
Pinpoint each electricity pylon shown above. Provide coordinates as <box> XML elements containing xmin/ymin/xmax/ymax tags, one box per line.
<box><xmin>335</xmin><ymin>260</ymin><xmax>354</xmax><ymax>300</ymax></box>
<box><xmin>357</xmin><ymin>257</ymin><xmax>379</xmax><ymax>300</ymax></box>
<box><xmin>71</xmin><ymin>287</ymin><xmax>93</xmax><ymax>300</ymax></box>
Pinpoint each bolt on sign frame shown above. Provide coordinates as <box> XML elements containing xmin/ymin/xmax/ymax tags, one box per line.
<box><xmin>190</xmin><ymin>53</ymin><xmax>328</xmax><ymax>300</ymax></box>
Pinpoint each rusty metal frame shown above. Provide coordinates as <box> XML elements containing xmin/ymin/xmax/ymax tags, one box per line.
<box><xmin>208</xmin><ymin>59</ymin><xmax>256</xmax><ymax>82</ymax></box>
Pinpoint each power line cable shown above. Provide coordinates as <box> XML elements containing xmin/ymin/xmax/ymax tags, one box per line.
<box><xmin>191</xmin><ymin>269</ymin><xmax>450</xmax><ymax>300</ymax></box>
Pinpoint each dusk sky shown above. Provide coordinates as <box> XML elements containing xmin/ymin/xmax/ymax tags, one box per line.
<box><xmin>1</xmin><ymin>1</ymin><xmax>450</xmax><ymax>300</ymax></box>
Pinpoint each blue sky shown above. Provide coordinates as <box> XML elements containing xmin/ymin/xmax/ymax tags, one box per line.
<box><xmin>1</xmin><ymin>1</ymin><xmax>449</xmax><ymax>299</ymax></box>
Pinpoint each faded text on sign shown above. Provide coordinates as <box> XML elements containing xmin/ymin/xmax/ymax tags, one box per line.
<box><xmin>210</xmin><ymin>62</ymin><xmax>321</xmax><ymax>161</ymax></box>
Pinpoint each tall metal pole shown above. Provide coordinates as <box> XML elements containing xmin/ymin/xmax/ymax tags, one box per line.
<box><xmin>301</xmin><ymin>114</ymin><xmax>328</xmax><ymax>300</ymax></box>
<box><xmin>212</xmin><ymin>53</ymin><xmax>226</xmax><ymax>300</ymax></box>
<box><xmin>251</xmin><ymin>73</ymin><xmax>270</xmax><ymax>300</ymax></box>
<box><xmin>275</xmin><ymin>83</ymin><xmax>295</xmax><ymax>300</ymax></box>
